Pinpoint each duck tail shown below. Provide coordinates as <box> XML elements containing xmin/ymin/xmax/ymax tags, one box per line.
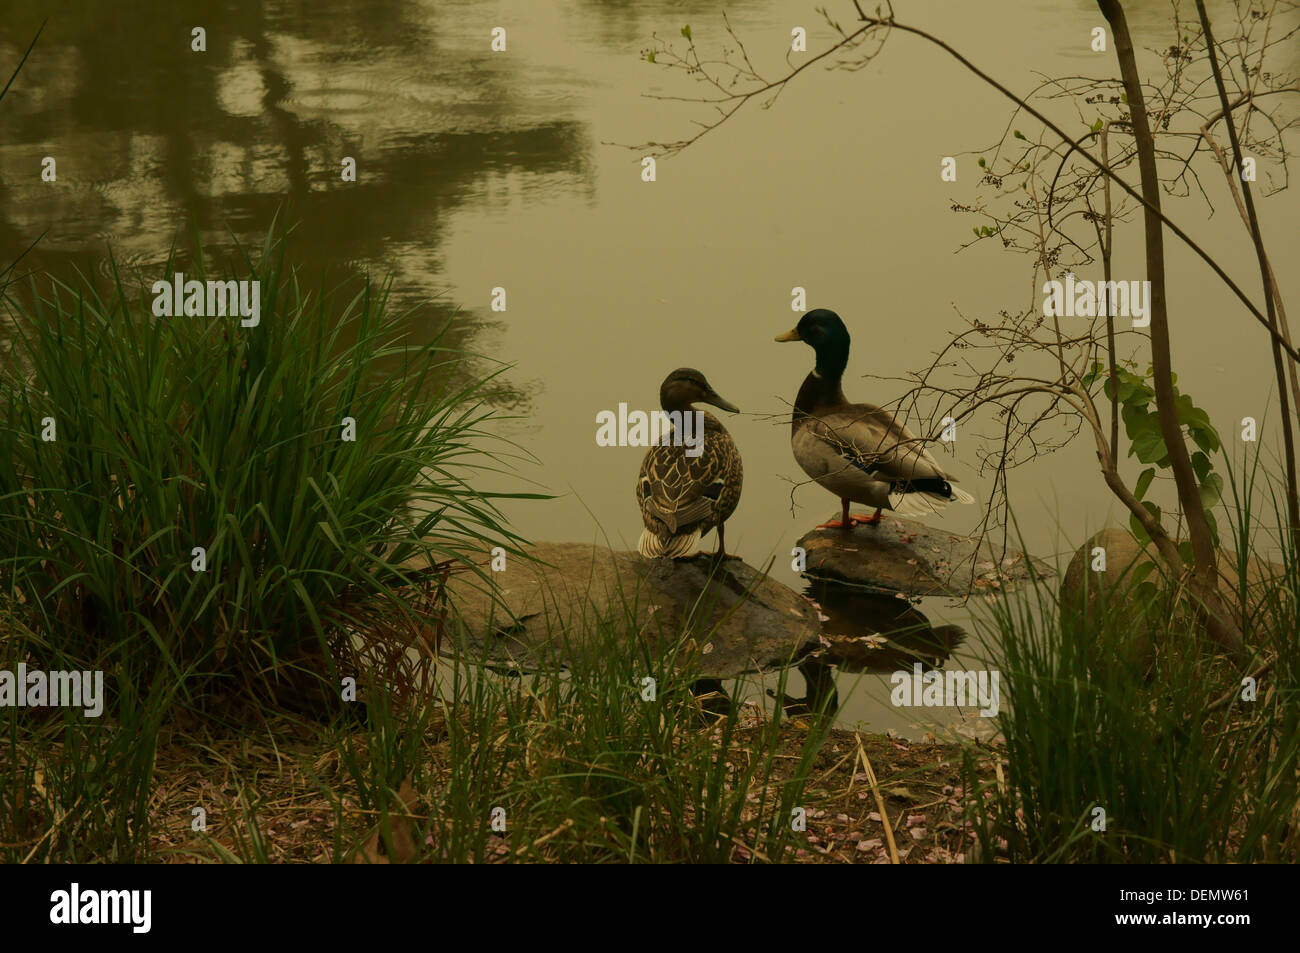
<box><xmin>888</xmin><ymin>479</ymin><xmax>976</xmax><ymax>516</ymax></box>
<box><xmin>637</xmin><ymin>528</ymin><xmax>701</xmax><ymax>559</ymax></box>
<box><xmin>888</xmin><ymin>491</ymin><xmax>949</xmax><ymax>517</ymax></box>
<box><xmin>948</xmin><ymin>485</ymin><xmax>976</xmax><ymax>504</ymax></box>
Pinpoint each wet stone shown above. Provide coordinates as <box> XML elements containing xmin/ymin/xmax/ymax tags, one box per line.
<box><xmin>441</xmin><ymin>542</ymin><xmax>820</xmax><ymax>679</ymax></box>
<box><xmin>797</xmin><ymin>513</ymin><xmax>1053</xmax><ymax>598</ymax></box>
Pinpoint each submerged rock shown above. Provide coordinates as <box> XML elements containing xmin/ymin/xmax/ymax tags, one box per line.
<box><xmin>797</xmin><ymin>513</ymin><xmax>1052</xmax><ymax>597</ymax></box>
<box><xmin>441</xmin><ymin>542</ymin><xmax>820</xmax><ymax>679</ymax></box>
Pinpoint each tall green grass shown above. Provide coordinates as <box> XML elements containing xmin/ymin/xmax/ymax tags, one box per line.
<box><xmin>964</xmin><ymin>455</ymin><xmax>1300</xmax><ymax>862</ymax></box>
<box><xmin>0</xmin><ymin>232</ymin><xmax>536</xmax><ymax>859</ymax></box>
<box><xmin>0</xmin><ymin>232</ymin><xmax>533</xmax><ymax>709</ymax></box>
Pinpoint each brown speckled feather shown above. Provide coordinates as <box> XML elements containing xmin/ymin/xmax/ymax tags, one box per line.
<box><xmin>637</xmin><ymin>411</ymin><xmax>742</xmax><ymax>552</ymax></box>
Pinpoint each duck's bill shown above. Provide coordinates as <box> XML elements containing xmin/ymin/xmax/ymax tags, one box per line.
<box><xmin>706</xmin><ymin>392</ymin><xmax>741</xmax><ymax>414</ymax></box>
<box><xmin>774</xmin><ymin>328</ymin><xmax>801</xmax><ymax>342</ymax></box>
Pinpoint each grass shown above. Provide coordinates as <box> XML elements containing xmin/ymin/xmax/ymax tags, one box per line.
<box><xmin>333</xmin><ymin>610</ymin><xmax>835</xmax><ymax>864</ymax></box>
<box><xmin>963</xmin><ymin>451</ymin><xmax>1300</xmax><ymax>863</ymax></box>
<box><xmin>0</xmin><ymin>230</ymin><xmax>535</xmax><ymax>710</ymax></box>
<box><xmin>0</xmin><ymin>230</ymin><xmax>538</xmax><ymax>859</ymax></box>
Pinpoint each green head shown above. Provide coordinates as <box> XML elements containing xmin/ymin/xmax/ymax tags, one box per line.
<box><xmin>775</xmin><ymin>308</ymin><xmax>851</xmax><ymax>379</ymax></box>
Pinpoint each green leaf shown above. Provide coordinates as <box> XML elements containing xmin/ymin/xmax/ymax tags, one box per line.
<box><xmin>1133</xmin><ymin>578</ymin><xmax>1159</xmax><ymax>606</ymax></box>
<box><xmin>1122</xmin><ymin>401</ymin><xmax>1149</xmax><ymax>440</ymax></box>
<box><xmin>1121</xmin><ymin>92</ymin><xmax>1128</xmax><ymax>104</ymax></box>
<box><xmin>1190</xmin><ymin>424</ymin><xmax>1220</xmax><ymax>454</ymax></box>
<box><xmin>1131</xmin><ymin>424</ymin><xmax>1166</xmax><ymax>464</ymax></box>
<box><xmin>647</xmin><ymin>50</ymin><xmax>656</xmax><ymax>63</ymax></box>
<box><xmin>1014</xmin><ymin>129</ymin><xmax>1026</xmax><ymax>140</ymax></box>
<box><xmin>1198</xmin><ymin>472</ymin><xmax>1224</xmax><ymax>510</ymax></box>
<box><xmin>1130</xmin><ymin>511</ymin><xmax>1149</xmax><ymax>544</ymax></box>
<box><xmin>1130</xmin><ymin>501</ymin><xmax>1160</xmax><ymax>544</ymax></box>
<box><xmin>1191</xmin><ymin>450</ymin><xmax>1211</xmax><ymax>482</ymax></box>
<box><xmin>1134</xmin><ymin>467</ymin><xmax>1155</xmax><ymax>501</ymax></box>
<box><xmin>681</xmin><ymin>24</ymin><xmax>692</xmax><ymax>39</ymax></box>
<box><xmin>1178</xmin><ymin>540</ymin><xmax>1194</xmax><ymax>564</ymax></box>
<box><xmin>1129</xmin><ymin>560</ymin><xmax>1156</xmax><ymax>585</ymax></box>
<box><xmin>1091</xmin><ymin>118</ymin><xmax>1104</xmax><ymax>133</ymax></box>
<box><xmin>978</xmin><ymin>156</ymin><xmax>986</xmax><ymax>168</ymax></box>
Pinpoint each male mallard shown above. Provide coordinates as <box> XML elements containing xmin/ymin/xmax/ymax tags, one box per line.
<box><xmin>636</xmin><ymin>368</ymin><xmax>743</xmax><ymax>559</ymax></box>
<box><xmin>775</xmin><ymin>309</ymin><xmax>973</xmax><ymax>530</ymax></box>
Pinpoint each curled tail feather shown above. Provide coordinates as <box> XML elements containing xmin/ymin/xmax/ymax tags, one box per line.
<box><xmin>637</xmin><ymin>528</ymin><xmax>701</xmax><ymax>559</ymax></box>
<box><xmin>888</xmin><ymin>482</ymin><xmax>975</xmax><ymax>516</ymax></box>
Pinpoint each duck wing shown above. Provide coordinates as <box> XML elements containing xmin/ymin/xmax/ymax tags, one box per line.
<box><xmin>637</xmin><ymin>427</ymin><xmax>736</xmax><ymax>534</ymax></box>
<box><xmin>800</xmin><ymin>402</ymin><xmax>956</xmax><ymax>485</ymax></box>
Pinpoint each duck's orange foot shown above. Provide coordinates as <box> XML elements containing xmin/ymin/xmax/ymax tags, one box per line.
<box><xmin>817</xmin><ymin>512</ymin><xmax>881</xmax><ymax>529</ymax></box>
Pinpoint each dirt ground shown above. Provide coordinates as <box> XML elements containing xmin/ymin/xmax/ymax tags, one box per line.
<box><xmin>141</xmin><ymin>709</ymin><xmax>986</xmax><ymax>864</ymax></box>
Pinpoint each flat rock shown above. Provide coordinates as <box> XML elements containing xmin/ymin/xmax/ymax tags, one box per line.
<box><xmin>797</xmin><ymin>513</ymin><xmax>1052</xmax><ymax>597</ymax></box>
<box><xmin>441</xmin><ymin>542</ymin><xmax>820</xmax><ymax>679</ymax></box>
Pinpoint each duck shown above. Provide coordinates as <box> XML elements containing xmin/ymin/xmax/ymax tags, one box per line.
<box><xmin>636</xmin><ymin>368</ymin><xmax>743</xmax><ymax>559</ymax></box>
<box><xmin>775</xmin><ymin>308</ymin><xmax>973</xmax><ymax>530</ymax></box>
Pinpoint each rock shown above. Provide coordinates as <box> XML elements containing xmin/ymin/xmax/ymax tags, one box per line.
<box><xmin>440</xmin><ymin>542</ymin><xmax>820</xmax><ymax>679</ymax></box>
<box><xmin>1061</xmin><ymin>527</ymin><xmax>1287</xmax><ymax>631</ymax></box>
<box><xmin>1061</xmin><ymin>528</ymin><xmax>1155</xmax><ymax>613</ymax></box>
<box><xmin>797</xmin><ymin>514</ymin><xmax>1052</xmax><ymax>597</ymax></box>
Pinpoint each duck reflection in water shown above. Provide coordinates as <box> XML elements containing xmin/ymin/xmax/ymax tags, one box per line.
<box><xmin>769</xmin><ymin>578</ymin><xmax>966</xmax><ymax>715</ymax></box>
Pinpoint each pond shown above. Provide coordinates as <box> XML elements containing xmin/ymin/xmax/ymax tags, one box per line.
<box><xmin>1</xmin><ymin>0</ymin><xmax>1294</xmax><ymax>736</ymax></box>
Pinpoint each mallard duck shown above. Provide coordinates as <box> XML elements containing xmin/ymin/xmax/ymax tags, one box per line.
<box><xmin>636</xmin><ymin>368</ymin><xmax>743</xmax><ymax>559</ymax></box>
<box><xmin>775</xmin><ymin>309</ymin><xmax>973</xmax><ymax>530</ymax></box>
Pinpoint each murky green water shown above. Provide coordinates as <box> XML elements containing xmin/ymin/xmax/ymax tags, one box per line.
<box><xmin>2</xmin><ymin>0</ymin><xmax>1295</xmax><ymax>735</ymax></box>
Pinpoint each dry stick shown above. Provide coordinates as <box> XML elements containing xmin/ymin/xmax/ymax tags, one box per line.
<box><xmin>1203</xmin><ymin>115</ymin><xmax>1300</xmax><ymax>425</ymax></box>
<box><xmin>855</xmin><ymin>733</ymin><xmax>900</xmax><ymax>864</ymax></box>
<box><xmin>515</xmin><ymin>818</ymin><xmax>574</xmax><ymax>857</ymax></box>
<box><xmin>730</xmin><ymin>835</ymin><xmax>772</xmax><ymax>863</ymax></box>
<box><xmin>1204</xmin><ymin>656</ymin><xmax>1274</xmax><ymax>717</ymax></box>
<box><xmin>1195</xmin><ymin>24</ymin><xmax>1300</xmax><ymax>431</ymax></box>
<box><xmin>21</xmin><ymin>794</ymin><xmax>84</xmax><ymax>864</ymax></box>
<box><xmin>1196</xmin><ymin>0</ymin><xmax>1300</xmax><ymax>549</ymax></box>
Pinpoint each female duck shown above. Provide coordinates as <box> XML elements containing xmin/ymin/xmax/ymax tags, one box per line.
<box><xmin>636</xmin><ymin>368</ymin><xmax>743</xmax><ymax>559</ymax></box>
<box><xmin>775</xmin><ymin>309</ymin><xmax>972</xmax><ymax>530</ymax></box>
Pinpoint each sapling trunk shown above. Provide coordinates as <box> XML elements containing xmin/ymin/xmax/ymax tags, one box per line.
<box><xmin>1194</xmin><ymin>0</ymin><xmax>1300</xmax><ymax>553</ymax></box>
<box><xmin>1097</xmin><ymin>0</ymin><xmax>1245</xmax><ymax>658</ymax></box>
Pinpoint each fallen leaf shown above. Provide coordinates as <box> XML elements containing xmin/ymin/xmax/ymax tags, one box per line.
<box><xmin>352</xmin><ymin>778</ymin><xmax>420</xmax><ymax>864</ymax></box>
